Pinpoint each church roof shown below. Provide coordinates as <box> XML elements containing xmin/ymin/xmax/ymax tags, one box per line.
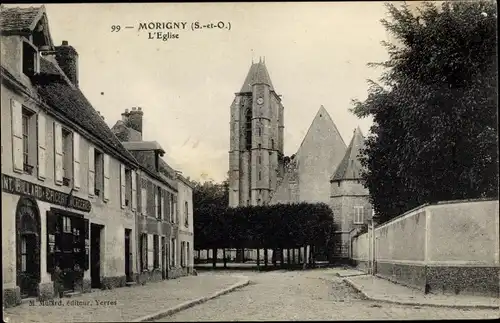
<box><xmin>239</xmin><ymin>58</ymin><xmax>275</xmax><ymax>93</ymax></box>
<box><xmin>270</xmin><ymin>105</ymin><xmax>347</xmax><ymax>204</ymax></box>
<box><xmin>331</xmin><ymin>126</ymin><xmax>365</xmax><ymax>181</ymax></box>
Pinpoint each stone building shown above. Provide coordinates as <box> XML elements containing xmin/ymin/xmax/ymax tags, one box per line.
<box><xmin>111</xmin><ymin>108</ymin><xmax>188</xmax><ymax>280</ymax></box>
<box><xmin>228</xmin><ymin>58</ymin><xmax>285</xmax><ymax>207</ymax></box>
<box><xmin>176</xmin><ymin>174</ymin><xmax>194</xmax><ymax>274</ymax></box>
<box><xmin>1</xmin><ymin>6</ymin><xmax>140</xmax><ymax>307</ymax></box>
<box><xmin>270</xmin><ymin>106</ymin><xmax>347</xmax><ymax>205</ymax></box>
<box><xmin>329</xmin><ymin>127</ymin><xmax>373</xmax><ymax>259</ymax></box>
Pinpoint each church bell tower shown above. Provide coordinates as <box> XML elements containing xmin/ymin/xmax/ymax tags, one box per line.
<box><xmin>228</xmin><ymin>57</ymin><xmax>284</xmax><ymax>207</ymax></box>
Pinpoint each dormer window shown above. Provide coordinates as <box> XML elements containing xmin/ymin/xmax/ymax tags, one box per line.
<box><xmin>22</xmin><ymin>40</ymin><xmax>39</xmax><ymax>77</ymax></box>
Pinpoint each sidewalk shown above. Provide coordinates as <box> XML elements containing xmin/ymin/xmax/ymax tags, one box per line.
<box><xmin>344</xmin><ymin>274</ymin><xmax>500</xmax><ymax>309</ymax></box>
<box><xmin>3</xmin><ymin>274</ymin><xmax>249</xmax><ymax>323</ymax></box>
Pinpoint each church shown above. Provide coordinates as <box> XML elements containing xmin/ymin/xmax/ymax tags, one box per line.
<box><xmin>228</xmin><ymin>58</ymin><xmax>373</xmax><ymax>261</ymax></box>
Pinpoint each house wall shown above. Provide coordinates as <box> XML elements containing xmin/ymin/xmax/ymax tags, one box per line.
<box><xmin>2</xmin><ymin>33</ymin><xmax>136</xmax><ymax>307</ymax></box>
<box><xmin>330</xmin><ymin>179</ymin><xmax>372</xmax><ymax>258</ymax></box>
<box><xmin>351</xmin><ymin>199</ymin><xmax>500</xmax><ymax>297</ymax></box>
<box><xmin>135</xmin><ymin>171</ymin><xmax>175</xmax><ymax>283</ymax></box>
<box><xmin>177</xmin><ymin>179</ymin><xmax>194</xmax><ymax>275</ymax></box>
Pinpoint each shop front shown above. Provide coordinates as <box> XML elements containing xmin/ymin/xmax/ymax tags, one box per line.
<box><xmin>2</xmin><ymin>174</ymin><xmax>92</xmax><ymax>303</ymax></box>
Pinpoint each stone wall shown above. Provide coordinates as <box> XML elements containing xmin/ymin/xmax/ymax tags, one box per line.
<box><xmin>351</xmin><ymin>199</ymin><xmax>500</xmax><ymax>297</ymax></box>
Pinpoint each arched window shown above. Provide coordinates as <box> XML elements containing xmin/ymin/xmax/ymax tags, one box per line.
<box><xmin>245</xmin><ymin>109</ymin><xmax>252</xmax><ymax>150</ymax></box>
<box><xmin>271</xmin><ymin>139</ymin><xmax>275</xmax><ymax>150</ymax></box>
<box><xmin>258</xmin><ymin>127</ymin><xmax>261</xmax><ymax>137</ymax></box>
<box><xmin>184</xmin><ymin>201</ymin><xmax>189</xmax><ymax>227</ymax></box>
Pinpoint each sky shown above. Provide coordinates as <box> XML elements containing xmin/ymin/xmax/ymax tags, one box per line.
<box><xmin>13</xmin><ymin>2</ymin><xmax>392</xmax><ymax>182</ymax></box>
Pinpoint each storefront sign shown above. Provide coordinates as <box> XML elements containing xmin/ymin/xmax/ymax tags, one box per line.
<box><xmin>2</xmin><ymin>174</ymin><xmax>91</xmax><ymax>212</ymax></box>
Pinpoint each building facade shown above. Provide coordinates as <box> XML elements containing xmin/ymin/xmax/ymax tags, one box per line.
<box><xmin>1</xmin><ymin>6</ymin><xmax>140</xmax><ymax>307</ymax></box>
<box><xmin>177</xmin><ymin>174</ymin><xmax>194</xmax><ymax>275</ymax></box>
<box><xmin>329</xmin><ymin>127</ymin><xmax>373</xmax><ymax>259</ymax></box>
<box><xmin>228</xmin><ymin>58</ymin><xmax>285</xmax><ymax>207</ymax></box>
<box><xmin>111</xmin><ymin>108</ymin><xmax>188</xmax><ymax>281</ymax></box>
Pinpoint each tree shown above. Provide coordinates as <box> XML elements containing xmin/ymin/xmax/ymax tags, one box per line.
<box><xmin>351</xmin><ymin>1</ymin><xmax>498</xmax><ymax>222</ymax></box>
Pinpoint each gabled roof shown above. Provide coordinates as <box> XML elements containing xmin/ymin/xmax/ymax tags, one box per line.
<box><xmin>239</xmin><ymin>59</ymin><xmax>275</xmax><ymax>93</ymax></box>
<box><xmin>331</xmin><ymin>126</ymin><xmax>365</xmax><ymax>181</ymax></box>
<box><xmin>0</xmin><ymin>6</ymin><xmax>44</xmax><ymax>33</ymax></box>
<box><xmin>34</xmin><ymin>58</ymin><xmax>139</xmax><ymax>167</ymax></box>
<box><xmin>295</xmin><ymin>105</ymin><xmax>346</xmax><ymax>157</ymax></box>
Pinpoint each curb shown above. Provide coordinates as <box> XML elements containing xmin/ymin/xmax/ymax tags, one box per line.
<box><xmin>132</xmin><ymin>277</ymin><xmax>250</xmax><ymax>322</ymax></box>
<box><xmin>342</xmin><ymin>278</ymin><xmax>500</xmax><ymax>310</ymax></box>
<box><xmin>335</xmin><ymin>272</ymin><xmax>368</xmax><ymax>278</ymax></box>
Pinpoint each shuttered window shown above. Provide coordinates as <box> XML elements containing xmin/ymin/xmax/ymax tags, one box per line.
<box><xmin>131</xmin><ymin>171</ymin><xmax>137</xmax><ymax>211</ymax></box>
<box><xmin>53</xmin><ymin>122</ymin><xmax>63</xmax><ymax>185</ymax></box>
<box><xmin>37</xmin><ymin>113</ymin><xmax>46</xmax><ymax>180</ymax></box>
<box><xmin>73</xmin><ymin>133</ymin><xmax>81</xmax><ymax>190</ymax></box>
<box><xmin>120</xmin><ymin>164</ymin><xmax>126</xmax><ymax>209</ymax></box>
<box><xmin>88</xmin><ymin>147</ymin><xmax>95</xmax><ymax>197</ymax></box>
<box><xmin>103</xmin><ymin>154</ymin><xmax>110</xmax><ymax>202</ymax></box>
<box><xmin>11</xmin><ymin>99</ymin><xmax>24</xmax><ymax>173</ymax></box>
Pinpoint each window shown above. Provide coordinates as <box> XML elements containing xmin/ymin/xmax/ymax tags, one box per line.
<box><xmin>94</xmin><ymin>150</ymin><xmax>104</xmax><ymax>196</ymax></box>
<box><xmin>153</xmin><ymin>235</ymin><xmax>159</xmax><ymax>269</ymax></box>
<box><xmin>184</xmin><ymin>201</ymin><xmax>189</xmax><ymax>227</ymax></box>
<box><xmin>258</xmin><ymin>127</ymin><xmax>261</xmax><ymax>137</ymax></box>
<box><xmin>186</xmin><ymin>242</ymin><xmax>190</xmax><ymax>268</ymax></box>
<box><xmin>181</xmin><ymin>241</ymin><xmax>185</xmax><ymax>267</ymax></box>
<box><xmin>258</xmin><ymin>171</ymin><xmax>261</xmax><ymax>181</ymax></box>
<box><xmin>257</xmin><ymin>155</ymin><xmax>261</xmax><ymax>165</ymax></box>
<box><xmin>157</xmin><ymin>187</ymin><xmax>162</xmax><ymax>220</ymax></box>
<box><xmin>21</xmin><ymin>109</ymin><xmax>35</xmax><ymax>174</ymax></box>
<box><xmin>141</xmin><ymin>185</ymin><xmax>148</xmax><ymax>215</ymax></box>
<box><xmin>271</xmin><ymin>139</ymin><xmax>275</xmax><ymax>150</ymax></box>
<box><xmin>258</xmin><ymin>144</ymin><xmax>261</xmax><ymax>150</ymax></box>
<box><xmin>61</xmin><ymin>128</ymin><xmax>73</xmax><ymax>185</ymax></box>
<box><xmin>21</xmin><ymin>236</ymin><xmax>27</xmax><ymax>272</ymax></box>
<box><xmin>140</xmin><ymin>233</ymin><xmax>147</xmax><ymax>272</ymax></box>
<box><xmin>22</xmin><ymin>40</ymin><xmax>38</xmax><ymax>77</ymax></box>
<box><xmin>245</xmin><ymin>109</ymin><xmax>252</xmax><ymax>150</ymax></box>
<box><xmin>171</xmin><ymin>238</ymin><xmax>176</xmax><ymax>267</ymax></box>
<box><xmin>125</xmin><ymin>168</ymin><xmax>132</xmax><ymax>207</ymax></box>
<box><xmin>354</xmin><ymin>206</ymin><xmax>364</xmax><ymax>224</ymax></box>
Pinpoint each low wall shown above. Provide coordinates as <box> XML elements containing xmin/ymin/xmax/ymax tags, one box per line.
<box><xmin>351</xmin><ymin>199</ymin><xmax>499</xmax><ymax>297</ymax></box>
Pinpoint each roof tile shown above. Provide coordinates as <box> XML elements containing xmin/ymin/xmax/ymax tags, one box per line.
<box><xmin>0</xmin><ymin>6</ymin><xmax>42</xmax><ymax>33</ymax></box>
<box><xmin>34</xmin><ymin>58</ymin><xmax>138</xmax><ymax>166</ymax></box>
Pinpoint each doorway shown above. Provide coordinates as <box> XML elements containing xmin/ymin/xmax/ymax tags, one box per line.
<box><xmin>91</xmin><ymin>224</ymin><xmax>103</xmax><ymax>288</ymax></box>
<box><xmin>125</xmin><ymin>229</ymin><xmax>133</xmax><ymax>282</ymax></box>
<box><xmin>16</xmin><ymin>197</ymin><xmax>41</xmax><ymax>298</ymax></box>
<box><xmin>161</xmin><ymin>237</ymin><xmax>166</xmax><ymax>279</ymax></box>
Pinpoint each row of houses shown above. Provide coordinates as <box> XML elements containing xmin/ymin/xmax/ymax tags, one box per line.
<box><xmin>1</xmin><ymin>5</ymin><xmax>194</xmax><ymax>308</ymax></box>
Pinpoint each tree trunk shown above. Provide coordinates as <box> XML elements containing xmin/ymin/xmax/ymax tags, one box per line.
<box><xmin>281</xmin><ymin>249</ymin><xmax>285</xmax><ymax>268</ymax></box>
<box><xmin>212</xmin><ymin>248</ymin><xmax>217</xmax><ymax>268</ymax></box>
<box><xmin>264</xmin><ymin>249</ymin><xmax>268</xmax><ymax>267</ymax></box>
<box><xmin>287</xmin><ymin>249</ymin><xmax>291</xmax><ymax>265</ymax></box>
<box><xmin>272</xmin><ymin>249</ymin><xmax>277</xmax><ymax>267</ymax></box>
<box><xmin>292</xmin><ymin>249</ymin><xmax>296</xmax><ymax>264</ymax></box>
<box><xmin>223</xmin><ymin>249</ymin><xmax>227</xmax><ymax>268</ymax></box>
<box><xmin>256</xmin><ymin>248</ymin><xmax>260</xmax><ymax>268</ymax></box>
<box><xmin>298</xmin><ymin>247</ymin><xmax>302</xmax><ymax>264</ymax></box>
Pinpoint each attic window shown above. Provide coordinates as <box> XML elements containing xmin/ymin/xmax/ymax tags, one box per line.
<box><xmin>22</xmin><ymin>40</ymin><xmax>39</xmax><ymax>77</ymax></box>
<box><xmin>320</xmin><ymin>114</ymin><xmax>322</xmax><ymax>117</ymax></box>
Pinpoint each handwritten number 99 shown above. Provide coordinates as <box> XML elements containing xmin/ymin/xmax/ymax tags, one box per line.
<box><xmin>111</xmin><ymin>25</ymin><xmax>121</xmax><ymax>32</ymax></box>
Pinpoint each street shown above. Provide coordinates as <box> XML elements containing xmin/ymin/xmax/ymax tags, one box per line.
<box><xmin>158</xmin><ymin>269</ymin><xmax>499</xmax><ymax>321</ymax></box>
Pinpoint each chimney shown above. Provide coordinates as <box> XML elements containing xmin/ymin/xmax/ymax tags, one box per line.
<box><xmin>121</xmin><ymin>108</ymin><xmax>130</xmax><ymax>122</ymax></box>
<box><xmin>55</xmin><ymin>40</ymin><xmax>79</xmax><ymax>87</ymax></box>
<box><xmin>127</xmin><ymin>106</ymin><xmax>144</xmax><ymax>136</ymax></box>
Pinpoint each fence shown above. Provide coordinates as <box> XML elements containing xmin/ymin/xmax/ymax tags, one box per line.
<box><xmin>351</xmin><ymin>198</ymin><xmax>499</xmax><ymax>297</ymax></box>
